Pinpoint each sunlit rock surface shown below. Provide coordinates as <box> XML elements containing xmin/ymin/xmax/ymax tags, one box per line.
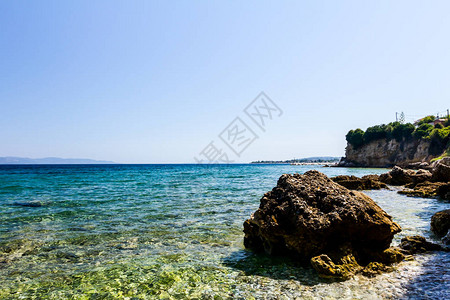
<box><xmin>244</xmin><ymin>171</ymin><xmax>402</xmax><ymax>279</ymax></box>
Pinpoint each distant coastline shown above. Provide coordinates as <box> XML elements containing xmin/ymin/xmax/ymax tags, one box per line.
<box><xmin>250</xmin><ymin>156</ymin><xmax>340</xmax><ymax>164</ymax></box>
<box><xmin>0</xmin><ymin>157</ymin><xmax>115</xmax><ymax>165</ymax></box>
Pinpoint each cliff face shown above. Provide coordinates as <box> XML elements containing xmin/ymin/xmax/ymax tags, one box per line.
<box><xmin>339</xmin><ymin>138</ymin><xmax>438</xmax><ymax>168</ymax></box>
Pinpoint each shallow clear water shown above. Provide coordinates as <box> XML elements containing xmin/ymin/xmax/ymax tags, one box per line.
<box><xmin>0</xmin><ymin>164</ymin><xmax>448</xmax><ymax>299</ymax></box>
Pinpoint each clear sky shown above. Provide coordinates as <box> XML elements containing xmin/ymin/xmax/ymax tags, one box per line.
<box><xmin>1</xmin><ymin>1</ymin><xmax>450</xmax><ymax>163</ymax></box>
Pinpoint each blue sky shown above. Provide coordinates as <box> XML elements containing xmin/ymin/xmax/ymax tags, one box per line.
<box><xmin>1</xmin><ymin>1</ymin><xmax>450</xmax><ymax>163</ymax></box>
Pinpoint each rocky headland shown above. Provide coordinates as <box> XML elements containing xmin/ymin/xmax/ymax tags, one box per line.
<box><xmin>339</xmin><ymin>138</ymin><xmax>436</xmax><ymax>168</ymax></box>
<box><xmin>338</xmin><ymin>116</ymin><xmax>450</xmax><ymax>168</ymax></box>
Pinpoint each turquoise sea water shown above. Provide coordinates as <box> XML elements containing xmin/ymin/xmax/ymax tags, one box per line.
<box><xmin>0</xmin><ymin>164</ymin><xmax>448</xmax><ymax>299</ymax></box>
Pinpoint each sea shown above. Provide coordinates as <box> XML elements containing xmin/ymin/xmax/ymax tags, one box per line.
<box><xmin>0</xmin><ymin>164</ymin><xmax>448</xmax><ymax>299</ymax></box>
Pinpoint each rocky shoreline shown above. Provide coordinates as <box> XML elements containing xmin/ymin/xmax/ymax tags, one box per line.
<box><xmin>333</xmin><ymin>158</ymin><xmax>450</xmax><ymax>201</ymax></box>
<box><xmin>243</xmin><ymin>157</ymin><xmax>450</xmax><ymax>280</ymax></box>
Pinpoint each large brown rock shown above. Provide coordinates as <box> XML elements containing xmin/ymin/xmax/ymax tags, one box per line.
<box><xmin>432</xmin><ymin>157</ymin><xmax>450</xmax><ymax>182</ymax></box>
<box><xmin>243</xmin><ymin>171</ymin><xmax>401</xmax><ymax>267</ymax></box>
<box><xmin>431</xmin><ymin>210</ymin><xmax>450</xmax><ymax>237</ymax></box>
<box><xmin>411</xmin><ymin>169</ymin><xmax>433</xmax><ymax>185</ymax></box>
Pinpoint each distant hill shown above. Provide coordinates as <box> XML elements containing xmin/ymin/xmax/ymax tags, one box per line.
<box><xmin>0</xmin><ymin>157</ymin><xmax>115</xmax><ymax>164</ymax></box>
<box><xmin>251</xmin><ymin>156</ymin><xmax>340</xmax><ymax>164</ymax></box>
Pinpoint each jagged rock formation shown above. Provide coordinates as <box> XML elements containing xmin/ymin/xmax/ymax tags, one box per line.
<box><xmin>382</xmin><ymin>160</ymin><xmax>450</xmax><ymax>199</ymax></box>
<box><xmin>339</xmin><ymin>138</ymin><xmax>438</xmax><ymax>168</ymax></box>
<box><xmin>332</xmin><ymin>175</ymin><xmax>387</xmax><ymax>190</ymax></box>
<box><xmin>379</xmin><ymin>166</ymin><xmax>418</xmax><ymax>186</ymax></box>
<box><xmin>243</xmin><ymin>171</ymin><xmax>402</xmax><ymax>279</ymax></box>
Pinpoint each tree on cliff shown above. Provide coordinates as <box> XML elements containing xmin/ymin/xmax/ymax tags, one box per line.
<box><xmin>346</xmin><ymin>129</ymin><xmax>365</xmax><ymax>149</ymax></box>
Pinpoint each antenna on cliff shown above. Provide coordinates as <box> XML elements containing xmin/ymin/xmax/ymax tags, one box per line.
<box><xmin>399</xmin><ymin>112</ymin><xmax>405</xmax><ymax>124</ymax></box>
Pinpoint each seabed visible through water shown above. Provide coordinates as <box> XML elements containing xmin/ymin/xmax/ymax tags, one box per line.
<box><xmin>0</xmin><ymin>164</ymin><xmax>448</xmax><ymax>299</ymax></box>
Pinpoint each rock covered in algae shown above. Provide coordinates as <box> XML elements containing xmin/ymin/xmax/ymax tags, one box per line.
<box><xmin>398</xmin><ymin>181</ymin><xmax>447</xmax><ymax>198</ymax></box>
<box><xmin>243</xmin><ymin>171</ymin><xmax>402</xmax><ymax>279</ymax></box>
<box><xmin>310</xmin><ymin>253</ymin><xmax>362</xmax><ymax>280</ymax></box>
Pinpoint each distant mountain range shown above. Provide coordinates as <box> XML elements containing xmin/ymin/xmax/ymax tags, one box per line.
<box><xmin>0</xmin><ymin>157</ymin><xmax>115</xmax><ymax>164</ymax></box>
<box><xmin>251</xmin><ymin>156</ymin><xmax>340</xmax><ymax>164</ymax></box>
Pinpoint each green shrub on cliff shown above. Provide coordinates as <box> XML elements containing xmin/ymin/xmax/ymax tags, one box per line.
<box><xmin>391</xmin><ymin>123</ymin><xmax>415</xmax><ymax>141</ymax></box>
<box><xmin>417</xmin><ymin>115</ymin><xmax>436</xmax><ymax>126</ymax></box>
<box><xmin>435</xmin><ymin>123</ymin><xmax>444</xmax><ymax>129</ymax></box>
<box><xmin>363</xmin><ymin>125</ymin><xmax>388</xmax><ymax>143</ymax></box>
<box><xmin>346</xmin><ymin>129</ymin><xmax>365</xmax><ymax>148</ymax></box>
<box><xmin>412</xmin><ymin>123</ymin><xmax>433</xmax><ymax>139</ymax></box>
<box><xmin>430</xmin><ymin>127</ymin><xmax>450</xmax><ymax>143</ymax></box>
<box><xmin>428</xmin><ymin>127</ymin><xmax>450</xmax><ymax>156</ymax></box>
<box><xmin>345</xmin><ymin>115</ymin><xmax>450</xmax><ymax>151</ymax></box>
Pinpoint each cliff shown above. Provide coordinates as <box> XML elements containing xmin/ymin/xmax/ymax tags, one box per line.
<box><xmin>339</xmin><ymin>138</ymin><xmax>439</xmax><ymax>168</ymax></box>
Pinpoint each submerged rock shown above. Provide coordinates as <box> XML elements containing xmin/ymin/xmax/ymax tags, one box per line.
<box><xmin>431</xmin><ymin>210</ymin><xmax>450</xmax><ymax>237</ymax></box>
<box><xmin>13</xmin><ymin>201</ymin><xmax>45</xmax><ymax>207</ymax></box>
<box><xmin>243</xmin><ymin>171</ymin><xmax>402</xmax><ymax>279</ymax></box>
<box><xmin>332</xmin><ymin>175</ymin><xmax>387</xmax><ymax>190</ymax></box>
<box><xmin>0</xmin><ymin>239</ymin><xmax>42</xmax><ymax>264</ymax></box>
